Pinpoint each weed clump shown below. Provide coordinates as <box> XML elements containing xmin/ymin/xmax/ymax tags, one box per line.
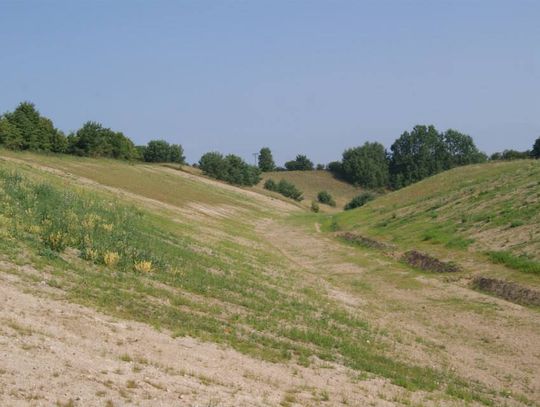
<box><xmin>103</xmin><ymin>251</ymin><xmax>120</xmax><ymax>268</ymax></box>
<box><xmin>134</xmin><ymin>260</ymin><xmax>153</xmax><ymax>273</ymax></box>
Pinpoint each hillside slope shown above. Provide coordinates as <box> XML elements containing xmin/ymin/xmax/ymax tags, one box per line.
<box><xmin>331</xmin><ymin>160</ymin><xmax>540</xmax><ymax>283</ymax></box>
<box><xmin>257</xmin><ymin>170</ymin><xmax>361</xmax><ymax>210</ymax></box>
<box><xmin>0</xmin><ymin>150</ymin><xmax>539</xmax><ymax>406</ymax></box>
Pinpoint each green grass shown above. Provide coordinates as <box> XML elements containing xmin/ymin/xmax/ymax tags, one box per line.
<box><xmin>332</xmin><ymin>160</ymin><xmax>540</xmax><ymax>264</ymax></box>
<box><xmin>487</xmin><ymin>251</ymin><xmax>540</xmax><ymax>275</ymax></box>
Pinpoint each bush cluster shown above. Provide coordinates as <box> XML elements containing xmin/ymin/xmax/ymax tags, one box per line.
<box><xmin>344</xmin><ymin>192</ymin><xmax>376</xmax><ymax>210</ymax></box>
<box><xmin>284</xmin><ymin>154</ymin><xmax>314</xmax><ymax>171</ymax></box>
<box><xmin>317</xmin><ymin>191</ymin><xmax>336</xmax><ymax>207</ymax></box>
<box><xmin>199</xmin><ymin>152</ymin><xmax>261</xmax><ymax>186</ymax></box>
<box><xmin>264</xmin><ymin>178</ymin><xmax>303</xmax><ymax>201</ymax></box>
<box><xmin>138</xmin><ymin>140</ymin><xmax>185</xmax><ymax>164</ymax></box>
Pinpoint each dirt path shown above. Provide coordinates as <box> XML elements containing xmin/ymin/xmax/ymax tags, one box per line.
<box><xmin>256</xmin><ymin>218</ymin><xmax>540</xmax><ymax>404</ymax></box>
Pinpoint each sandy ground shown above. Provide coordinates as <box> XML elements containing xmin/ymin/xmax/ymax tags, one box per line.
<box><xmin>1</xmin><ymin>263</ymin><xmax>416</xmax><ymax>407</ymax></box>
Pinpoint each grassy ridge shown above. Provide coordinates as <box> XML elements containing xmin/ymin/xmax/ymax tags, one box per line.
<box><xmin>330</xmin><ymin>160</ymin><xmax>540</xmax><ymax>265</ymax></box>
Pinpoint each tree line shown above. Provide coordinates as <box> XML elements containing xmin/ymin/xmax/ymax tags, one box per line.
<box><xmin>254</xmin><ymin>126</ymin><xmax>540</xmax><ymax>190</ymax></box>
<box><xmin>0</xmin><ymin>102</ymin><xmax>185</xmax><ymax>164</ymax></box>
<box><xmin>2</xmin><ymin>101</ymin><xmax>539</xmax><ymax>191</ymax></box>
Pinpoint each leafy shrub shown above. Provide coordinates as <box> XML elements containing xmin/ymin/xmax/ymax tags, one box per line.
<box><xmin>263</xmin><ymin>178</ymin><xmax>303</xmax><ymax>201</ymax></box>
<box><xmin>327</xmin><ymin>161</ymin><xmax>343</xmax><ymax>176</ymax></box>
<box><xmin>317</xmin><ymin>191</ymin><xmax>336</xmax><ymax>207</ymax></box>
<box><xmin>264</xmin><ymin>178</ymin><xmax>278</xmax><ymax>191</ymax></box>
<box><xmin>277</xmin><ymin>179</ymin><xmax>303</xmax><ymax>201</ymax></box>
<box><xmin>344</xmin><ymin>192</ymin><xmax>375</xmax><ymax>210</ymax></box>
<box><xmin>311</xmin><ymin>201</ymin><xmax>320</xmax><ymax>213</ymax></box>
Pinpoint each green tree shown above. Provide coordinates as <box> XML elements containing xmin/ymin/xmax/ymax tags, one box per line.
<box><xmin>258</xmin><ymin>147</ymin><xmax>275</xmax><ymax>172</ymax></box>
<box><xmin>389</xmin><ymin>125</ymin><xmax>446</xmax><ymax>189</ymax></box>
<box><xmin>0</xmin><ymin>117</ymin><xmax>23</xmax><ymax>150</ymax></box>
<box><xmin>341</xmin><ymin>142</ymin><xmax>389</xmax><ymax>188</ymax></box>
<box><xmin>532</xmin><ymin>137</ymin><xmax>540</xmax><ymax>159</ymax></box>
<box><xmin>49</xmin><ymin>130</ymin><xmax>68</xmax><ymax>153</ymax></box>
<box><xmin>327</xmin><ymin>161</ymin><xmax>343</xmax><ymax>177</ymax></box>
<box><xmin>68</xmin><ymin>121</ymin><xmax>137</xmax><ymax>159</ymax></box>
<box><xmin>199</xmin><ymin>152</ymin><xmax>260</xmax><ymax>186</ymax></box>
<box><xmin>442</xmin><ymin>129</ymin><xmax>486</xmax><ymax>167</ymax></box>
<box><xmin>3</xmin><ymin>102</ymin><xmax>65</xmax><ymax>151</ymax></box>
<box><xmin>284</xmin><ymin>154</ymin><xmax>314</xmax><ymax>171</ymax></box>
<box><xmin>199</xmin><ymin>151</ymin><xmax>226</xmax><ymax>179</ymax></box>
<box><xmin>144</xmin><ymin>140</ymin><xmax>172</xmax><ymax>162</ymax></box>
<box><xmin>169</xmin><ymin>144</ymin><xmax>185</xmax><ymax>164</ymax></box>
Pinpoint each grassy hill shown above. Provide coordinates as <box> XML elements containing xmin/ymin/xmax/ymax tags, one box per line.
<box><xmin>256</xmin><ymin>170</ymin><xmax>361</xmax><ymax>210</ymax></box>
<box><xmin>1</xmin><ymin>149</ymin><xmax>539</xmax><ymax>406</ymax></box>
<box><xmin>329</xmin><ymin>160</ymin><xmax>540</xmax><ymax>284</ymax></box>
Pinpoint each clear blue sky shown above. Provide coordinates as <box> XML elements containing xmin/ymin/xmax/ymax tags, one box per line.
<box><xmin>1</xmin><ymin>1</ymin><xmax>538</xmax><ymax>165</ymax></box>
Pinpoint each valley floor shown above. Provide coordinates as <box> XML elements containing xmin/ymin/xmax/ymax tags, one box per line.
<box><xmin>0</xmin><ymin>152</ymin><xmax>539</xmax><ymax>406</ymax></box>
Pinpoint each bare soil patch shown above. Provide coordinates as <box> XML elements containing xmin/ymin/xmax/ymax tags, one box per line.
<box><xmin>402</xmin><ymin>250</ymin><xmax>461</xmax><ymax>273</ymax></box>
<box><xmin>339</xmin><ymin>232</ymin><xmax>393</xmax><ymax>251</ymax></box>
<box><xmin>472</xmin><ymin>276</ymin><xmax>540</xmax><ymax>306</ymax></box>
